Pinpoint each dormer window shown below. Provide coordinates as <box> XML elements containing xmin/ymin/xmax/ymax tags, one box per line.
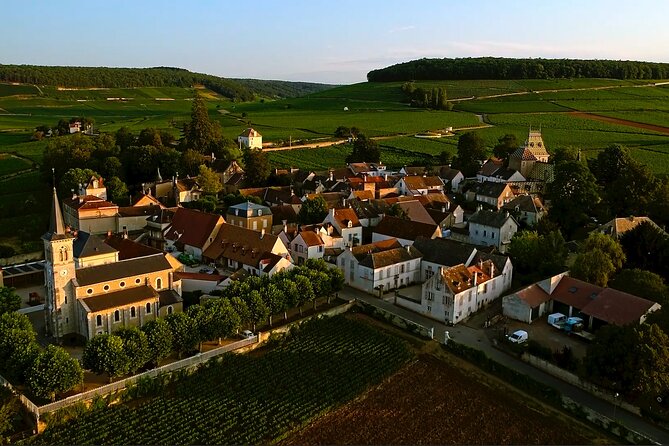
<box><xmin>347</xmin><ymin>221</ymin><xmax>352</xmax><ymax>228</ymax></box>
<box><xmin>258</xmin><ymin>209</ymin><xmax>262</xmax><ymax>216</ymax></box>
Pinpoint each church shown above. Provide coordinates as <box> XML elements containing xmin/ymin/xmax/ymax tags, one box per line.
<box><xmin>43</xmin><ymin>187</ymin><xmax>184</xmax><ymax>343</ymax></box>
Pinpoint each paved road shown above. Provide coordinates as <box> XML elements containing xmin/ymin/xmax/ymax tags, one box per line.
<box><xmin>340</xmin><ymin>285</ymin><xmax>669</xmax><ymax>445</ymax></box>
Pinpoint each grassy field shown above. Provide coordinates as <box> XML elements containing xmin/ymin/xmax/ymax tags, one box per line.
<box><xmin>26</xmin><ymin>316</ymin><xmax>411</xmax><ymax>445</ymax></box>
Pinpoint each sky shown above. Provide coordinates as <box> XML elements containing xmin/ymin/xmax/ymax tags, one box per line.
<box><xmin>3</xmin><ymin>0</ymin><xmax>669</xmax><ymax>84</ymax></box>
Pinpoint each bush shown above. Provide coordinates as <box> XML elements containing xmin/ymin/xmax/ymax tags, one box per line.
<box><xmin>527</xmin><ymin>340</ymin><xmax>553</xmax><ymax>360</ymax></box>
<box><xmin>0</xmin><ymin>245</ymin><xmax>15</xmax><ymax>258</ymax></box>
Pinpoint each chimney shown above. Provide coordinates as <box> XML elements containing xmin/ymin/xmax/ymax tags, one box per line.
<box><xmin>504</xmin><ymin>211</ymin><xmax>510</xmax><ymax>218</ymax></box>
<box><xmin>473</xmin><ymin>271</ymin><xmax>477</xmax><ymax>287</ymax></box>
<box><xmin>282</xmin><ymin>219</ymin><xmax>288</xmax><ymax>233</ymax></box>
<box><xmin>490</xmin><ymin>261</ymin><xmax>494</xmax><ymax>278</ymax></box>
<box><xmin>71</xmin><ymin>189</ymin><xmax>77</xmax><ymax>200</ymax></box>
<box><xmin>363</xmin><ymin>174</ymin><xmax>367</xmax><ymax>182</ymax></box>
<box><xmin>342</xmin><ymin>198</ymin><xmax>347</xmax><ymax>207</ymax></box>
<box><xmin>106</xmin><ymin>230</ymin><xmax>112</xmax><ymax>238</ymax></box>
<box><xmin>329</xmin><ymin>170</ymin><xmax>334</xmax><ymax>182</ymax></box>
<box><xmin>441</xmin><ymin>206</ymin><xmax>446</xmax><ymax>213</ymax></box>
<box><xmin>330</xmin><ymin>207</ymin><xmax>335</xmax><ymax>218</ymax></box>
<box><xmin>384</xmin><ymin>173</ymin><xmax>388</xmax><ymax>181</ymax></box>
<box><xmin>260</xmin><ymin>228</ymin><xmax>265</xmax><ymax>239</ymax></box>
<box><xmin>405</xmin><ymin>245</ymin><xmax>411</xmax><ymax>254</ymax></box>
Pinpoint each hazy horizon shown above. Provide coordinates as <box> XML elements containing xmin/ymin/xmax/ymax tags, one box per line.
<box><xmin>3</xmin><ymin>0</ymin><xmax>669</xmax><ymax>84</ymax></box>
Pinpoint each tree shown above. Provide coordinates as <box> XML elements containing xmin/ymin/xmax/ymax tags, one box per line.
<box><xmin>0</xmin><ymin>287</ymin><xmax>21</xmax><ymax>315</ymax></box>
<box><xmin>99</xmin><ymin>156</ymin><xmax>123</xmax><ymax>180</ymax></box>
<box><xmin>438</xmin><ymin>150</ymin><xmax>452</xmax><ymax>165</ymax></box>
<box><xmin>115</xmin><ymin>327</ymin><xmax>150</xmax><ymax>374</ymax></box>
<box><xmin>245</xmin><ymin>290</ymin><xmax>269</xmax><ymax>331</ymax></box>
<box><xmin>180</xmin><ymin>149</ymin><xmax>206</xmax><ymax>177</ymax></box>
<box><xmin>609</xmin><ymin>269</ymin><xmax>669</xmax><ymax>306</ymax></box>
<box><xmin>82</xmin><ymin>334</ymin><xmax>130</xmax><ymax>382</ymax></box>
<box><xmin>453</xmin><ymin>132</ymin><xmax>486</xmax><ymax>177</ymax></box>
<box><xmin>183</xmin><ymin>93</ymin><xmax>222</xmax><ymax>152</ymax></box>
<box><xmin>590</xmin><ymin>144</ymin><xmax>634</xmax><ymax>185</ymax></box>
<box><xmin>197</xmin><ymin>165</ymin><xmax>222</xmax><ymax>194</ymax></box>
<box><xmin>334</xmin><ymin>126</ymin><xmax>350</xmax><ymax>137</ymax></box>
<box><xmin>0</xmin><ymin>312</ymin><xmax>37</xmax><ymax>383</ymax></box>
<box><xmin>141</xmin><ymin>318</ymin><xmax>173</xmax><ymax>366</ymax></box>
<box><xmin>165</xmin><ymin>312</ymin><xmax>198</xmax><ymax>358</ymax></box>
<box><xmin>229</xmin><ymin>297</ymin><xmax>250</xmax><ymax>329</ymax></box>
<box><xmin>242</xmin><ymin>148</ymin><xmax>271</xmax><ymax>186</ymax></box>
<box><xmin>209</xmin><ymin>299</ymin><xmax>241</xmax><ymax>342</ymax></box>
<box><xmin>548</xmin><ymin>161</ymin><xmax>599</xmax><ymax>235</ymax></box>
<box><xmin>42</xmin><ymin>134</ymin><xmax>95</xmax><ymax>182</ymax></box>
<box><xmin>138</xmin><ymin>128</ymin><xmax>163</xmax><ymax>148</ymax></box>
<box><xmin>106</xmin><ymin>176</ymin><xmax>129</xmax><ymax>204</ymax></box>
<box><xmin>492</xmin><ymin>134</ymin><xmax>518</xmax><ymax>161</ymax></box>
<box><xmin>620</xmin><ymin>221</ymin><xmax>669</xmax><ymax>278</ymax></box>
<box><xmin>60</xmin><ymin>168</ymin><xmax>99</xmax><ymax>197</ymax></box>
<box><xmin>294</xmin><ymin>274</ymin><xmax>315</xmax><ymax>315</ymax></box>
<box><xmin>121</xmin><ymin>145</ymin><xmax>159</xmax><ymax>184</ymax></box>
<box><xmin>27</xmin><ymin>345</ymin><xmax>82</xmax><ymax>401</ymax></box>
<box><xmin>551</xmin><ymin>146</ymin><xmax>580</xmax><ymax>165</ymax></box>
<box><xmin>115</xmin><ymin>127</ymin><xmax>135</xmax><ymax>151</ymax></box>
<box><xmin>262</xmin><ymin>284</ymin><xmax>285</xmax><ymax>326</ymax></box>
<box><xmin>297</xmin><ymin>196</ymin><xmax>328</xmax><ymax>224</ymax></box>
<box><xmin>571</xmin><ymin>232</ymin><xmax>625</xmax><ymax>286</ymax></box>
<box><xmin>386</xmin><ymin>203</ymin><xmax>409</xmax><ymax>220</ymax></box>
<box><xmin>345</xmin><ymin>133</ymin><xmax>380</xmax><ymax>164</ymax></box>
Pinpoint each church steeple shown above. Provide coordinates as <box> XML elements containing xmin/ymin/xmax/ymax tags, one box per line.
<box><xmin>43</xmin><ymin>187</ymin><xmax>70</xmax><ymax>241</ymax></box>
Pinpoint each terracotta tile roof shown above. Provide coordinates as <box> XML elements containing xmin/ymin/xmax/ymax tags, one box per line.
<box><xmin>163</xmin><ymin>208</ymin><xmax>224</xmax><ymax>249</ymax></box>
<box><xmin>374</xmin><ymin>216</ymin><xmax>439</xmax><ymax>241</ymax></box>
<box><xmin>333</xmin><ymin>208</ymin><xmax>361</xmax><ymax>228</ymax></box>
<box><xmin>550</xmin><ymin>276</ymin><xmax>602</xmax><ymax>310</ymax></box>
<box><xmin>173</xmin><ymin>271</ymin><xmax>225</xmax><ymax>282</ymax></box>
<box><xmin>395</xmin><ymin>200</ymin><xmax>436</xmax><ymax>225</ymax></box>
<box><xmin>441</xmin><ymin>264</ymin><xmax>475</xmax><ymax>294</ymax></box>
<box><xmin>358</xmin><ymin>245</ymin><xmax>422</xmax><ymax>269</ymax></box>
<box><xmin>402</xmin><ymin>176</ymin><xmax>444</xmax><ymax>190</ymax></box>
<box><xmin>82</xmin><ymin>285</ymin><xmax>158</xmax><ymax>313</ymax></box>
<box><xmin>598</xmin><ymin>216</ymin><xmax>660</xmax><ymax>238</ymax></box>
<box><xmin>351</xmin><ymin>239</ymin><xmax>402</xmax><ymax>259</ymax></box>
<box><xmin>104</xmin><ymin>235</ymin><xmax>163</xmax><ymax>260</ymax></box>
<box><xmin>75</xmin><ymin>254</ymin><xmax>174</xmax><ymax>286</ymax></box>
<box><xmin>514</xmin><ymin>284</ymin><xmax>551</xmax><ymax>308</ymax></box>
<box><xmin>202</xmin><ymin>223</ymin><xmax>284</xmax><ymax>268</ymax></box>
<box><xmin>352</xmin><ymin>190</ymin><xmax>374</xmax><ymax>201</ymax></box>
<box><xmin>580</xmin><ymin>288</ymin><xmax>660</xmax><ymax>326</ymax></box>
<box><xmin>298</xmin><ymin>230</ymin><xmax>324</xmax><ymax>247</ymax></box>
<box><xmin>239</xmin><ymin>127</ymin><xmax>261</xmax><ymax>137</ymax></box>
<box><xmin>64</xmin><ymin>195</ymin><xmax>118</xmax><ymax>211</ymax></box>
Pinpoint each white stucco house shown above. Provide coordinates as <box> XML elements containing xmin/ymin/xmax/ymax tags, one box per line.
<box><xmin>322</xmin><ymin>207</ymin><xmax>363</xmax><ymax>248</ymax></box>
<box><xmin>238</xmin><ymin>128</ymin><xmax>263</xmax><ymax>149</ymax></box>
<box><xmin>337</xmin><ymin>239</ymin><xmax>422</xmax><ymax>294</ymax></box>
<box><xmin>468</xmin><ymin>210</ymin><xmax>518</xmax><ymax>253</ymax></box>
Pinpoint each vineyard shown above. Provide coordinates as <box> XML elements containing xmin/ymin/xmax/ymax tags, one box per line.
<box><xmin>285</xmin><ymin>354</ymin><xmax>609</xmax><ymax>445</ymax></box>
<box><xmin>24</xmin><ymin>316</ymin><xmax>411</xmax><ymax>445</ymax></box>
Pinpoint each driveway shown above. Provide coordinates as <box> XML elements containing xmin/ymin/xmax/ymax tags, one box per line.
<box><xmin>339</xmin><ymin>285</ymin><xmax>669</xmax><ymax>445</ymax></box>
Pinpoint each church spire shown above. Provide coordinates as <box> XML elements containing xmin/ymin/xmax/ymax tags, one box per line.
<box><xmin>44</xmin><ymin>186</ymin><xmax>69</xmax><ymax>240</ymax></box>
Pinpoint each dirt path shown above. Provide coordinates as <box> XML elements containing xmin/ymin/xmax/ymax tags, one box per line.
<box><xmin>569</xmin><ymin>111</ymin><xmax>669</xmax><ymax>135</ymax></box>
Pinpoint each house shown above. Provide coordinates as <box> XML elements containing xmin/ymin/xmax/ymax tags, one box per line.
<box><xmin>347</xmin><ymin>198</ymin><xmax>388</xmax><ymax>228</ymax></box>
<box><xmin>238</xmin><ymin>128</ymin><xmax>262</xmax><ymax>149</ymax></box>
<box><xmin>503</xmin><ymin>273</ymin><xmax>661</xmax><ymax>330</ymax></box>
<box><xmin>162</xmin><ymin>208</ymin><xmax>225</xmax><ymax>260</ymax></box>
<box><xmin>226</xmin><ymin>202</ymin><xmax>273</xmax><ymax>233</ymax></box>
<box><xmin>372</xmin><ymin>216</ymin><xmax>441</xmax><ymax>246</ymax></box>
<box><xmin>337</xmin><ymin>239</ymin><xmax>422</xmax><ymax>294</ymax></box>
<box><xmin>149</xmin><ymin>176</ymin><xmax>202</xmax><ymax>205</ymax></box>
<box><xmin>413</xmin><ymin>236</ymin><xmax>477</xmax><ymax>281</ymax></box>
<box><xmin>426</xmin><ymin>206</ymin><xmax>465</xmax><ymax>234</ymax></box>
<box><xmin>322</xmin><ymin>207</ymin><xmax>362</xmax><ymax>248</ymax></box>
<box><xmin>79</xmin><ymin>176</ymin><xmax>107</xmax><ymax>200</ymax></box>
<box><xmin>173</xmin><ymin>271</ymin><xmax>226</xmax><ymax>294</ymax></box>
<box><xmin>396</xmin><ymin>176</ymin><xmax>444</xmax><ymax>196</ymax></box>
<box><xmin>348</xmin><ymin>162</ymin><xmax>387</xmax><ymax>177</ymax></box>
<box><xmin>62</xmin><ymin>194</ymin><xmax>119</xmax><ymax>235</ymax></box>
<box><xmin>502</xmin><ymin>194</ymin><xmax>547</xmax><ymax>226</ymax></box>
<box><xmin>240</xmin><ymin>186</ymin><xmax>302</xmax><ymax>208</ymax></box>
<box><xmin>468</xmin><ymin>210</ymin><xmax>518</xmax><ymax>253</ymax></box>
<box><xmin>202</xmin><ymin>223</ymin><xmax>291</xmax><ymax>277</ymax></box>
<box><xmin>43</xmin><ymin>188</ymin><xmax>183</xmax><ymax>342</ymax></box>
<box><xmin>470</xmin><ymin>181</ymin><xmax>515</xmax><ymax>209</ymax></box>
<box><xmin>596</xmin><ymin>216</ymin><xmax>664</xmax><ymax>239</ymax></box>
<box><xmin>291</xmin><ymin>230</ymin><xmax>325</xmax><ymax>265</ymax></box>
<box><xmin>477</xmin><ymin>159</ymin><xmax>526</xmax><ymax>184</ymax></box>
<box><xmin>477</xmin><ymin>158</ymin><xmax>504</xmax><ymax>182</ymax></box>
<box><xmin>434</xmin><ymin>166</ymin><xmax>464</xmax><ymax>192</ymax></box>
<box><xmin>391</xmin><ymin>199</ymin><xmax>437</xmax><ymax>225</ymax></box>
<box><xmin>270</xmin><ymin>205</ymin><xmax>299</xmax><ymax>235</ymax></box>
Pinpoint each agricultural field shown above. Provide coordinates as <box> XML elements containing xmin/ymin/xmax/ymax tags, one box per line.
<box><xmin>285</xmin><ymin>354</ymin><xmax>608</xmax><ymax>445</ymax></box>
<box><xmin>0</xmin><ymin>153</ymin><xmax>32</xmax><ymax>176</ymax></box>
<box><xmin>25</xmin><ymin>316</ymin><xmax>412</xmax><ymax>445</ymax></box>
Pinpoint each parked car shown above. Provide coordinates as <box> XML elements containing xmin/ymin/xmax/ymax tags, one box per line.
<box><xmin>199</xmin><ymin>268</ymin><xmax>210</xmax><ymax>274</ymax></box>
<box><xmin>507</xmin><ymin>330</ymin><xmax>528</xmax><ymax>344</ymax></box>
<box><xmin>241</xmin><ymin>330</ymin><xmax>254</xmax><ymax>339</ymax></box>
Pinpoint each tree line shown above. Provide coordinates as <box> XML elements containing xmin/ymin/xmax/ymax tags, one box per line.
<box><xmin>82</xmin><ymin>260</ymin><xmax>344</xmax><ymax>382</ymax></box>
<box><xmin>367</xmin><ymin>57</ymin><xmax>669</xmax><ymax>82</ymax></box>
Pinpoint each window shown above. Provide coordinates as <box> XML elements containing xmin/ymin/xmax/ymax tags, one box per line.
<box><xmin>483</xmin><ymin>230</ymin><xmax>487</xmax><ymax>237</ymax></box>
<box><xmin>253</xmin><ymin>221</ymin><xmax>258</xmax><ymax>230</ymax></box>
<box><xmin>491</xmin><ymin>232</ymin><xmax>495</xmax><ymax>239</ymax></box>
<box><xmin>135</xmin><ymin>278</ymin><xmax>141</xmax><ymax>285</ymax></box>
<box><xmin>400</xmin><ymin>264</ymin><xmax>405</xmax><ymax>274</ymax></box>
<box><xmin>96</xmin><ymin>315</ymin><xmax>102</xmax><ymax>327</ymax></box>
<box><xmin>114</xmin><ymin>310</ymin><xmax>120</xmax><ymax>322</ymax></box>
<box><xmin>475</xmin><ymin>230</ymin><xmax>479</xmax><ymax>235</ymax></box>
<box><xmin>64</xmin><ymin>295</ymin><xmax>68</xmax><ymax>304</ymax></box>
<box><xmin>468</xmin><ymin>293</ymin><xmax>472</xmax><ymax>302</ymax></box>
<box><xmin>167</xmin><ymin>305</ymin><xmax>173</xmax><ymax>315</ymax></box>
<box><xmin>263</xmin><ymin>220</ymin><xmax>267</xmax><ymax>228</ymax></box>
<box><xmin>146</xmin><ymin>303</ymin><xmax>152</xmax><ymax>314</ymax></box>
<box><xmin>156</xmin><ymin>278</ymin><xmax>163</xmax><ymax>290</ymax></box>
<box><xmin>427</xmin><ymin>305</ymin><xmax>432</xmax><ymax>312</ymax></box>
<box><xmin>65</xmin><ymin>317</ymin><xmax>69</xmax><ymax>324</ymax></box>
<box><xmin>130</xmin><ymin>306</ymin><xmax>136</xmax><ymax>318</ymax></box>
<box><xmin>103</xmin><ymin>284</ymin><xmax>110</xmax><ymax>292</ymax></box>
<box><xmin>119</xmin><ymin>281</ymin><xmax>126</xmax><ymax>288</ymax></box>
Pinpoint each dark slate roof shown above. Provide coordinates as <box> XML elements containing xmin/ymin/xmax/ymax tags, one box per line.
<box><xmin>468</xmin><ymin>210</ymin><xmax>515</xmax><ymax>229</ymax></box>
<box><xmin>227</xmin><ymin>201</ymin><xmax>271</xmax><ymax>218</ymax></box>
<box><xmin>104</xmin><ymin>235</ymin><xmax>163</xmax><ymax>260</ymax></box>
<box><xmin>492</xmin><ymin>168</ymin><xmax>521</xmax><ymax>181</ymax></box>
<box><xmin>471</xmin><ymin>251</ymin><xmax>509</xmax><ymax>274</ymax></box>
<box><xmin>358</xmin><ymin>245</ymin><xmax>423</xmax><ymax>269</ymax></box>
<box><xmin>373</xmin><ymin>216</ymin><xmax>438</xmax><ymax>241</ymax></box>
<box><xmin>502</xmin><ymin>195</ymin><xmax>543</xmax><ymax>214</ymax></box>
<box><xmin>158</xmin><ymin>289</ymin><xmax>183</xmax><ymax>307</ymax></box>
<box><xmin>73</xmin><ymin>232</ymin><xmax>117</xmax><ymax>259</ymax></box>
<box><xmin>435</xmin><ymin>166</ymin><xmax>463</xmax><ymax>182</ymax></box>
<box><xmin>475</xmin><ymin>181</ymin><xmax>509</xmax><ymax>199</ymax></box>
<box><xmin>43</xmin><ymin>188</ymin><xmax>73</xmax><ymax>241</ymax></box>
<box><xmin>413</xmin><ymin>236</ymin><xmax>477</xmax><ymax>267</ymax></box>
<box><xmin>82</xmin><ymin>285</ymin><xmax>158</xmax><ymax>313</ymax></box>
<box><xmin>271</xmin><ymin>205</ymin><xmax>298</xmax><ymax>224</ymax></box>
<box><xmin>75</xmin><ymin>254</ymin><xmax>173</xmax><ymax>286</ymax></box>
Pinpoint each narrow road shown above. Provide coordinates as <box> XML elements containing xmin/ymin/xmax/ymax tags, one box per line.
<box><xmin>339</xmin><ymin>285</ymin><xmax>669</xmax><ymax>445</ymax></box>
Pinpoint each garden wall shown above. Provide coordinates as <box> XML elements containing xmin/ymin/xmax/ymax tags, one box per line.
<box><xmin>356</xmin><ymin>300</ymin><xmax>434</xmax><ymax>339</ymax></box>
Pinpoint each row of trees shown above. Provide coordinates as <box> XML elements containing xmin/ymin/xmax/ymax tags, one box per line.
<box><xmin>0</xmin><ymin>289</ymin><xmax>82</xmax><ymax>401</ymax></box>
<box><xmin>400</xmin><ymin>82</ymin><xmax>450</xmax><ymax>109</ymax></box>
<box><xmin>82</xmin><ymin>261</ymin><xmax>344</xmax><ymax>381</ymax></box>
<box><xmin>367</xmin><ymin>57</ymin><xmax>669</xmax><ymax>82</ymax></box>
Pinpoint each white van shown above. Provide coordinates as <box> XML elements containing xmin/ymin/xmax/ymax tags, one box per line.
<box><xmin>507</xmin><ymin>330</ymin><xmax>528</xmax><ymax>344</ymax></box>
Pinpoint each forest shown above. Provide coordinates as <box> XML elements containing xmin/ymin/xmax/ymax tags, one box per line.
<box><xmin>0</xmin><ymin>65</ymin><xmax>332</xmax><ymax>100</ymax></box>
<box><xmin>367</xmin><ymin>57</ymin><xmax>669</xmax><ymax>82</ymax></box>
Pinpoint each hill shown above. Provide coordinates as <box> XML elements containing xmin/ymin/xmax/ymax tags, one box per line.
<box><xmin>367</xmin><ymin>57</ymin><xmax>669</xmax><ymax>82</ymax></box>
<box><xmin>0</xmin><ymin>64</ymin><xmax>333</xmax><ymax>100</ymax></box>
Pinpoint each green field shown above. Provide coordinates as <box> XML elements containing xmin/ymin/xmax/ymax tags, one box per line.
<box><xmin>26</xmin><ymin>316</ymin><xmax>411</xmax><ymax>445</ymax></box>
